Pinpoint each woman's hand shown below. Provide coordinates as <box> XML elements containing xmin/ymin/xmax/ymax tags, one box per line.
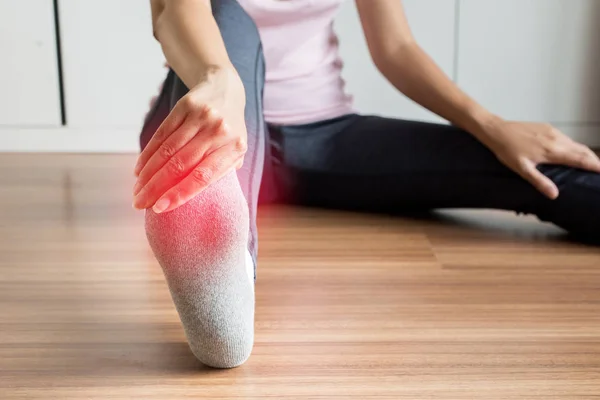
<box><xmin>132</xmin><ymin>67</ymin><xmax>247</xmax><ymax>213</ymax></box>
<box><xmin>478</xmin><ymin>117</ymin><xmax>600</xmax><ymax>199</ymax></box>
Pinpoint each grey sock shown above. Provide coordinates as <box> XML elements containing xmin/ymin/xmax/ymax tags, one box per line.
<box><xmin>145</xmin><ymin>171</ymin><xmax>255</xmax><ymax>368</ymax></box>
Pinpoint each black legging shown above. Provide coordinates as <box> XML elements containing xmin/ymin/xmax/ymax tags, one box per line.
<box><xmin>264</xmin><ymin>114</ymin><xmax>600</xmax><ymax>239</ymax></box>
<box><xmin>141</xmin><ymin>0</ymin><xmax>600</xmax><ymax>267</ymax></box>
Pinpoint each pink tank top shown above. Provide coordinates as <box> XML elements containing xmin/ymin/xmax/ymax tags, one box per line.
<box><xmin>237</xmin><ymin>0</ymin><xmax>354</xmax><ymax>125</ymax></box>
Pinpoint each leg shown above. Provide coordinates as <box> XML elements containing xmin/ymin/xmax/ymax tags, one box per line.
<box><xmin>269</xmin><ymin>115</ymin><xmax>600</xmax><ymax>238</ymax></box>
<box><xmin>141</xmin><ymin>1</ymin><xmax>266</xmax><ymax>269</ymax></box>
<box><xmin>140</xmin><ymin>0</ymin><xmax>265</xmax><ymax>367</ymax></box>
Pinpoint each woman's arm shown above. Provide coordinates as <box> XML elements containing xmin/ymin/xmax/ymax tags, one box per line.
<box><xmin>133</xmin><ymin>0</ymin><xmax>247</xmax><ymax>213</ymax></box>
<box><xmin>355</xmin><ymin>0</ymin><xmax>491</xmax><ymax>137</ymax></box>
<box><xmin>355</xmin><ymin>0</ymin><xmax>600</xmax><ymax>199</ymax></box>
<box><xmin>150</xmin><ymin>0</ymin><xmax>232</xmax><ymax>88</ymax></box>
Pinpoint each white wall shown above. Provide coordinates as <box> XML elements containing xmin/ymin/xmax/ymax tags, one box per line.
<box><xmin>0</xmin><ymin>0</ymin><xmax>166</xmax><ymax>152</ymax></box>
<box><xmin>59</xmin><ymin>0</ymin><xmax>166</xmax><ymax>128</ymax></box>
<box><xmin>336</xmin><ymin>0</ymin><xmax>600</xmax><ymax>147</ymax></box>
<box><xmin>0</xmin><ymin>0</ymin><xmax>599</xmax><ymax>151</ymax></box>
<box><xmin>0</xmin><ymin>0</ymin><xmax>61</xmax><ymax>126</ymax></box>
<box><xmin>457</xmin><ymin>0</ymin><xmax>600</xmax><ymax>146</ymax></box>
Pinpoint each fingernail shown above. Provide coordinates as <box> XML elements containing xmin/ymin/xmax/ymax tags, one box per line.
<box><xmin>133</xmin><ymin>182</ymin><xmax>142</xmax><ymax>196</ymax></box>
<box><xmin>153</xmin><ymin>198</ymin><xmax>170</xmax><ymax>214</ymax></box>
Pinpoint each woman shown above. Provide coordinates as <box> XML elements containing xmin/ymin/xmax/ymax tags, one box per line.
<box><xmin>133</xmin><ymin>0</ymin><xmax>600</xmax><ymax>368</ymax></box>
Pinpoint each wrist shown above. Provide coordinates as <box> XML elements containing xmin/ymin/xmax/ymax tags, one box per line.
<box><xmin>191</xmin><ymin>64</ymin><xmax>246</xmax><ymax>108</ymax></box>
<box><xmin>461</xmin><ymin>103</ymin><xmax>503</xmax><ymax>141</ymax></box>
<box><xmin>191</xmin><ymin>63</ymin><xmax>235</xmax><ymax>87</ymax></box>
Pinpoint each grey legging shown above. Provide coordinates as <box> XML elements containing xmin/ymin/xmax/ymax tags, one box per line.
<box><xmin>141</xmin><ymin>0</ymin><xmax>600</xmax><ymax>268</ymax></box>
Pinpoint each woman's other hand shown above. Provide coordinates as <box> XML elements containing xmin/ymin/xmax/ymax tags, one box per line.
<box><xmin>132</xmin><ymin>67</ymin><xmax>247</xmax><ymax>213</ymax></box>
<box><xmin>478</xmin><ymin>117</ymin><xmax>600</xmax><ymax>199</ymax></box>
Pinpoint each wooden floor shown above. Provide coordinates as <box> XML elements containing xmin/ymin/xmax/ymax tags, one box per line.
<box><xmin>2</xmin><ymin>154</ymin><xmax>600</xmax><ymax>399</ymax></box>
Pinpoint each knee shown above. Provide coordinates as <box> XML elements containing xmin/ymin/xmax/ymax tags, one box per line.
<box><xmin>536</xmin><ymin>166</ymin><xmax>600</xmax><ymax>238</ymax></box>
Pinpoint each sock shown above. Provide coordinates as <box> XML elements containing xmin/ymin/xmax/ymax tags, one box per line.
<box><xmin>145</xmin><ymin>171</ymin><xmax>255</xmax><ymax>368</ymax></box>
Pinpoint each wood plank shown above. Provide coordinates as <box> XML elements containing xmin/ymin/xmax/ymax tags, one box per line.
<box><xmin>1</xmin><ymin>154</ymin><xmax>600</xmax><ymax>399</ymax></box>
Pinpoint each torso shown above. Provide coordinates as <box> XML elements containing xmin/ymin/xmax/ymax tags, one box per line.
<box><xmin>236</xmin><ymin>0</ymin><xmax>354</xmax><ymax>125</ymax></box>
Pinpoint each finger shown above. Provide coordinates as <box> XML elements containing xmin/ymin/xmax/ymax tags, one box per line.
<box><xmin>133</xmin><ymin>118</ymin><xmax>228</xmax><ymax>210</ymax></box>
<box><xmin>134</xmin><ymin>113</ymin><xmax>220</xmax><ymax>196</ymax></box>
<box><xmin>587</xmin><ymin>150</ymin><xmax>600</xmax><ymax>173</ymax></box>
<box><xmin>133</xmin><ymin>103</ymin><xmax>193</xmax><ymax>177</ymax></box>
<box><xmin>548</xmin><ymin>145</ymin><xmax>600</xmax><ymax>172</ymax></box>
<box><xmin>519</xmin><ymin>160</ymin><xmax>559</xmax><ymax>200</ymax></box>
<box><xmin>556</xmin><ymin>145</ymin><xmax>600</xmax><ymax>173</ymax></box>
<box><xmin>151</xmin><ymin>145</ymin><xmax>243</xmax><ymax>214</ymax></box>
<box><xmin>134</xmin><ymin>101</ymin><xmax>214</xmax><ymax>178</ymax></box>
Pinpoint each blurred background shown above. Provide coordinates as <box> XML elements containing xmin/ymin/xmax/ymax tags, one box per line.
<box><xmin>1</xmin><ymin>0</ymin><xmax>599</xmax><ymax>152</ymax></box>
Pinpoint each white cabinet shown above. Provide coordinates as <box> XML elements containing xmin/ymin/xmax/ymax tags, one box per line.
<box><xmin>335</xmin><ymin>0</ymin><xmax>457</xmax><ymax>123</ymax></box>
<box><xmin>1</xmin><ymin>0</ymin><xmax>599</xmax><ymax>151</ymax></box>
<box><xmin>457</xmin><ymin>0</ymin><xmax>600</xmax><ymax>124</ymax></box>
<box><xmin>58</xmin><ymin>0</ymin><xmax>166</xmax><ymax>128</ymax></box>
<box><xmin>0</xmin><ymin>0</ymin><xmax>61</xmax><ymax>126</ymax></box>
